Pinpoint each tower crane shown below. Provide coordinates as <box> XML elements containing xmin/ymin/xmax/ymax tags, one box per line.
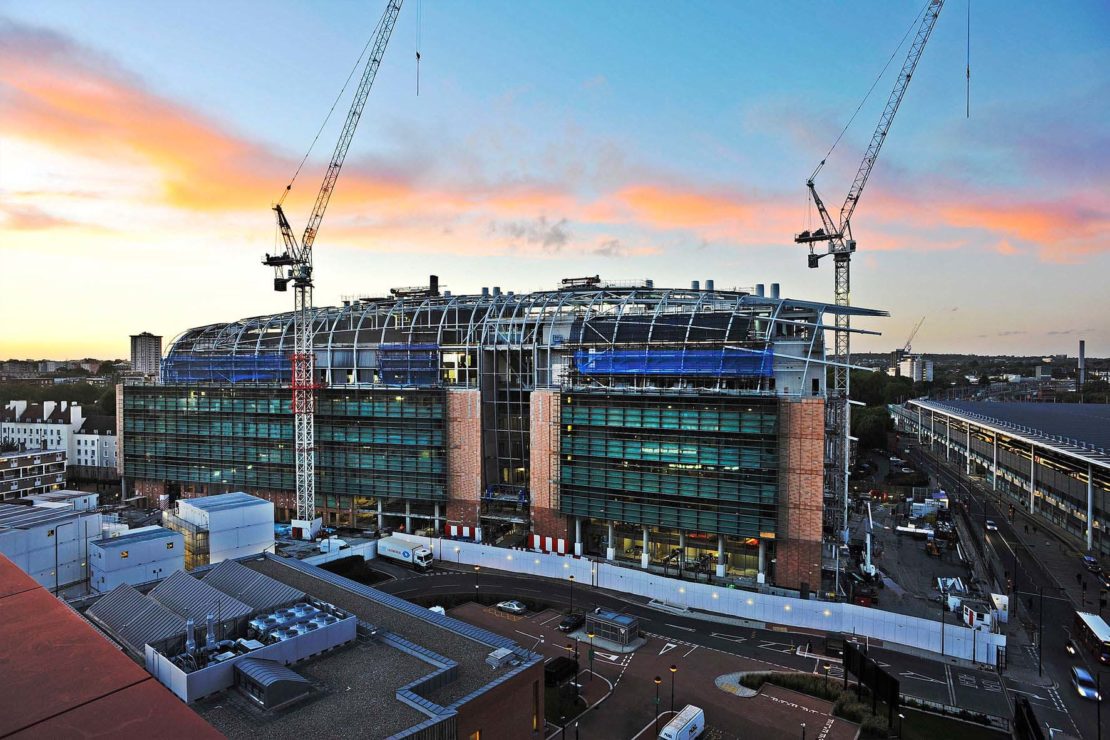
<box><xmin>264</xmin><ymin>0</ymin><xmax>404</xmax><ymax>539</ymax></box>
<box><xmin>902</xmin><ymin>315</ymin><xmax>926</xmax><ymax>355</ymax></box>
<box><xmin>794</xmin><ymin>0</ymin><xmax>944</xmax><ymax>545</ymax></box>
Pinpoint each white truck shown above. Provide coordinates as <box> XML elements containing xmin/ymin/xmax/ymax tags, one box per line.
<box><xmin>658</xmin><ymin>705</ymin><xmax>704</xmax><ymax>740</ymax></box>
<box><xmin>376</xmin><ymin>536</ymin><xmax>433</xmax><ymax>571</ymax></box>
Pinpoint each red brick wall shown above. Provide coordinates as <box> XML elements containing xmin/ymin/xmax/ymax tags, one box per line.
<box><xmin>455</xmin><ymin>660</ymin><xmax>544</xmax><ymax>740</ymax></box>
<box><xmin>529</xmin><ymin>390</ymin><xmax>568</xmax><ymax>541</ymax></box>
<box><xmin>775</xmin><ymin>397</ymin><xmax>825</xmax><ymax>590</ymax></box>
<box><xmin>446</xmin><ymin>389</ymin><xmax>482</xmax><ymax>531</ymax></box>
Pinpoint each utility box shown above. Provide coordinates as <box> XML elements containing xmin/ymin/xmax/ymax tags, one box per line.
<box><xmin>164</xmin><ymin>492</ymin><xmax>274</xmax><ymax>569</ymax></box>
<box><xmin>585</xmin><ymin>609</ymin><xmax>640</xmax><ymax>648</ymax></box>
<box><xmin>89</xmin><ymin>525</ymin><xmax>184</xmax><ymax>593</ymax></box>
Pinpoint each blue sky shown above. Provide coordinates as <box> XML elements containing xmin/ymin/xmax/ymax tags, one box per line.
<box><xmin>1</xmin><ymin>1</ymin><xmax>1107</xmax><ymax>358</ymax></box>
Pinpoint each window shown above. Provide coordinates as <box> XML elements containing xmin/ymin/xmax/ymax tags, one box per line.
<box><xmin>120</xmin><ymin>550</ymin><xmax>129</xmax><ymax>559</ymax></box>
<box><xmin>468</xmin><ymin>733</ymin><xmax>481</xmax><ymax>740</ymax></box>
<box><xmin>166</xmin><ymin>542</ymin><xmax>174</xmax><ymax>550</ymax></box>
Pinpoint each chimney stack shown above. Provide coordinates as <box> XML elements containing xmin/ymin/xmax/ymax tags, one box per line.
<box><xmin>755</xmin><ymin>284</ymin><xmax>765</xmax><ymax>297</ymax></box>
<box><xmin>691</xmin><ymin>280</ymin><xmax>700</xmax><ymax>291</ymax></box>
<box><xmin>770</xmin><ymin>283</ymin><xmax>780</xmax><ymax>299</ymax></box>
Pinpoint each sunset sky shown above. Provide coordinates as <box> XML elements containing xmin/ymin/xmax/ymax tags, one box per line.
<box><xmin>1</xmin><ymin>1</ymin><xmax>1107</xmax><ymax>360</ymax></box>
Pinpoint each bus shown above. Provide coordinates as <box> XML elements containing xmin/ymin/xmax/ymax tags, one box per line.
<box><xmin>1073</xmin><ymin>611</ymin><xmax>1110</xmax><ymax>664</ymax></box>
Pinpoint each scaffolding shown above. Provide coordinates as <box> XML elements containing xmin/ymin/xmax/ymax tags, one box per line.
<box><xmin>138</xmin><ymin>283</ymin><xmax>885</xmax><ymax>537</ymax></box>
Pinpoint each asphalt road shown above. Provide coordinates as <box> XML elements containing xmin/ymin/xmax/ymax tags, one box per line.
<box><xmin>365</xmin><ymin>558</ymin><xmax>1015</xmax><ymax>725</ymax></box>
<box><xmin>904</xmin><ymin>438</ymin><xmax>1103</xmax><ymax>739</ymax></box>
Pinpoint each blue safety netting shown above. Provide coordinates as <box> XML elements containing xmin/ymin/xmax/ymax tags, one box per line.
<box><xmin>378</xmin><ymin>343</ymin><xmax>440</xmax><ymax>386</ymax></box>
<box><xmin>162</xmin><ymin>353</ymin><xmax>288</xmax><ymax>384</ymax></box>
<box><xmin>574</xmin><ymin>348</ymin><xmax>773</xmax><ymax>377</ymax></box>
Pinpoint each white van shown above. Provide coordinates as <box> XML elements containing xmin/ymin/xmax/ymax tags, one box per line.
<box><xmin>659</xmin><ymin>704</ymin><xmax>704</xmax><ymax>740</ymax></box>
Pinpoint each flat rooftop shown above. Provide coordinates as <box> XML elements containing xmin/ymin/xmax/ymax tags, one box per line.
<box><xmin>180</xmin><ymin>491</ymin><xmax>270</xmax><ymax>511</ymax></box>
<box><xmin>915</xmin><ymin>400</ymin><xmax>1110</xmax><ymax>466</ymax></box>
<box><xmin>24</xmin><ymin>490</ymin><xmax>97</xmax><ymax>503</ymax></box>
<box><xmin>92</xmin><ymin>525</ymin><xmax>178</xmax><ymax>548</ymax></box>
<box><xmin>941</xmin><ymin>400</ymin><xmax>1110</xmax><ymax>450</ymax></box>
<box><xmin>196</xmin><ymin>633</ymin><xmax>431</xmax><ymax>739</ymax></box>
<box><xmin>194</xmin><ymin>555</ymin><xmax>537</xmax><ymax>739</ymax></box>
<box><xmin>0</xmin><ymin>502</ymin><xmax>83</xmax><ymax>529</ymax></box>
<box><xmin>245</xmin><ymin>556</ymin><xmax>523</xmax><ymax>706</ymax></box>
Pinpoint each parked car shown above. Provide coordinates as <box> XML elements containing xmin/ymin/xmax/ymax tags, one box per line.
<box><xmin>1071</xmin><ymin>666</ymin><xmax>1101</xmax><ymax>701</ymax></box>
<box><xmin>496</xmin><ymin>600</ymin><xmax>527</xmax><ymax>615</ymax></box>
<box><xmin>1065</xmin><ymin>639</ymin><xmax>1079</xmax><ymax>656</ymax></box>
<box><xmin>1082</xmin><ymin>555</ymin><xmax>1102</xmax><ymax>573</ymax></box>
<box><xmin>558</xmin><ymin>613</ymin><xmax>585</xmax><ymax>633</ymax></box>
<box><xmin>985</xmin><ymin>519</ymin><xmax>999</xmax><ymax>531</ymax></box>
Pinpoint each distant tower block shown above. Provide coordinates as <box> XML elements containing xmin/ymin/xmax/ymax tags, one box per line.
<box><xmin>130</xmin><ymin>332</ymin><xmax>163</xmax><ymax>380</ymax></box>
<box><xmin>1079</xmin><ymin>339</ymin><xmax>1086</xmax><ymax>393</ymax></box>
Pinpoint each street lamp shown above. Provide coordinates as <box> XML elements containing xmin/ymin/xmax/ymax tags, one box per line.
<box><xmin>824</xmin><ymin>662</ymin><xmax>831</xmax><ymax>694</ymax></box>
<box><xmin>587</xmin><ymin>631</ymin><xmax>596</xmax><ymax>682</ymax></box>
<box><xmin>569</xmin><ymin>574</ymin><xmax>575</xmax><ymax>614</ymax></box>
<box><xmin>474</xmin><ymin>565</ymin><xmax>480</xmax><ymax>604</ymax></box>
<box><xmin>669</xmin><ymin>664</ymin><xmax>678</xmax><ymax>713</ymax></box>
<box><xmin>801</xmin><ymin>722</ymin><xmax>806</xmax><ymax>740</ymax></box>
<box><xmin>897</xmin><ymin>713</ymin><xmax>905</xmax><ymax>738</ymax></box>
<box><xmin>653</xmin><ymin>676</ymin><xmax>662</xmax><ymax>736</ymax></box>
<box><xmin>454</xmin><ymin>546</ymin><xmax>461</xmax><ymax>565</ymax></box>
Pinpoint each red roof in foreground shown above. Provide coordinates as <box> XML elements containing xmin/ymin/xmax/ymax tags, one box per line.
<box><xmin>0</xmin><ymin>554</ymin><xmax>223</xmax><ymax>739</ymax></box>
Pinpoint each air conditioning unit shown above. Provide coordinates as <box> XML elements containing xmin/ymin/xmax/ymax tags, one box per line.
<box><xmin>486</xmin><ymin>648</ymin><xmax>514</xmax><ymax>670</ymax></box>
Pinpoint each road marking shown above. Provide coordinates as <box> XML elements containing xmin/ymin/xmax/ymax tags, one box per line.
<box><xmin>710</xmin><ymin>632</ymin><xmax>747</xmax><ymax>644</ymax></box>
<box><xmin>683</xmin><ymin>645</ymin><xmax>699</xmax><ymax>658</ymax></box>
<box><xmin>595</xmin><ymin>651</ymin><xmax>622</xmax><ymax>662</ymax></box>
<box><xmin>514</xmin><ymin>629</ymin><xmax>543</xmax><ymax>642</ymax></box>
<box><xmin>665</xmin><ymin>623</ymin><xmax>696</xmax><ymax>632</ymax></box>
<box><xmin>1008</xmin><ymin>688</ymin><xmax>1047</xmax><ymax>701</ymax></box>
<box><xmin>944</xmin><ymin>664</ymin><xmax>957</xmax><ymax>706</ymax></box>
<box><xmin>898</xmin><ymin>671</ymin><xmax>946</xmax><ymax>685</ymax></box>
<box><xmin>659</xmin><ymin>643</ymin><xmax>679</xmax><ymax>655</ymax></box>
<box><xmin>538</xmin><ymin>612</ymin><xmax>563</xmax><ymax>626</ymax></box>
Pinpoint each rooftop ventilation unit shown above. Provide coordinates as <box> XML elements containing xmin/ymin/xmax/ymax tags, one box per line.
<box><xmin>486</xmin><ymin>647</ymin><xmax>515</xmax><ymax>670</ymax></box>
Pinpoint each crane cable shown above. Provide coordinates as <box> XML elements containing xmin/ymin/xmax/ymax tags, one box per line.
<box><xmin>277</xmin><ymin>11</ymin><xmax>391</xmax><ymax>207</ymax></box>
<box><xmin>966</xmin><ymin>0</ymin><xmax>971</xmax><ymax>118</ymax></box>
<box><xmin>416</xmin><ymin>0</ymin><xmax>422</xmax><ymax>96</ymax></box>
<box><xmin>808</xmin><ymin>0</ymin><xmax>933</xmax><ymax>183</ymax></box>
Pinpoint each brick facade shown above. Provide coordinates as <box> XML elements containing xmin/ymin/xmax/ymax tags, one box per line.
<box><xmin>446</xmin><ymin>388</ymin><xmax>482</xmax><ymax>532</ymax></box>
<box><xmin>455</xmin><ymin>660</ymin><xmax>544</xmax><ymax>740</ymax></box>
<box><xmin>529</xmin><ymin>390</ymin><xmax>567</xmax><ymax>541</ymax></box>
<box><xmin>775</xmin><ymin>397</ymin><xmax>825</xmax><ymax>590</ymax></box>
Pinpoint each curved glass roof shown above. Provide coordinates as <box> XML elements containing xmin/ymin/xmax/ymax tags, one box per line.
<box><xmin>166</xmin><ymin>287</ymin><xmax>886</xmax><ymax>357</ymax></box>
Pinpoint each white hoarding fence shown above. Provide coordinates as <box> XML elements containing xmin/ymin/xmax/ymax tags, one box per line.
<box><xmin>388</xmin><ymin>535</ymin><xmax>1005</xmax><ymax>664</ymax></box>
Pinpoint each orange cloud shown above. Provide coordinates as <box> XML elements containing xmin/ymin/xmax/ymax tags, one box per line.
<box><xmin>1</xmin><ymin>19</ymin><xmax>1106</xmax><ymax>265</ymax></box>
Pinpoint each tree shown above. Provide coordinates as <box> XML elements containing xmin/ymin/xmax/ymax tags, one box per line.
<box><xmin>852</xmin><ymin>406</ymin><xmax>893</xmax><ymax>452</ymax></box>
<box><xmin>96</xmin><ymin>387</ymin><xmax>117</xmax><ymax>416</ymax></box>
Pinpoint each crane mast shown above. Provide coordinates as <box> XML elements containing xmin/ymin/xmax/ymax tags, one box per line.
<box><xmin>794</xmin><ymin>0</ymin><xmax>944</xmax><ymax>555</ymax></box>
<box><xmin>263</xmin><ymin>0</ymin><xmax>404</xmax><ymax>538</ymax></box>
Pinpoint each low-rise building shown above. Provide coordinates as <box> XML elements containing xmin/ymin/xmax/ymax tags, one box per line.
<box><xmin>163</xmin><ymin>492</ymin><xmax>275</xmax><ymax>569</ymax></box>
<box><xmin>0</xmin><ymin>502</ymin><xmax>104</xmax><ymax>590</ymax></box>
<box><xmin>0</xmin><ymin>449</ymin><xmax>66</xmax><ymax>502</ymax></box>
<box><xmin>1</xmin><ymin>401</ymin><xmax>117</xmax><ymax>480</ymax></box>
<box><xmin>21</xmin><ymin>490</ymin><xmax>100</xmax><ymax>511</ymax></box>
<box><xmin>89</xmin><ymin>525</ymin><xmax>184</xmax><ymax>593</ymax></box>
